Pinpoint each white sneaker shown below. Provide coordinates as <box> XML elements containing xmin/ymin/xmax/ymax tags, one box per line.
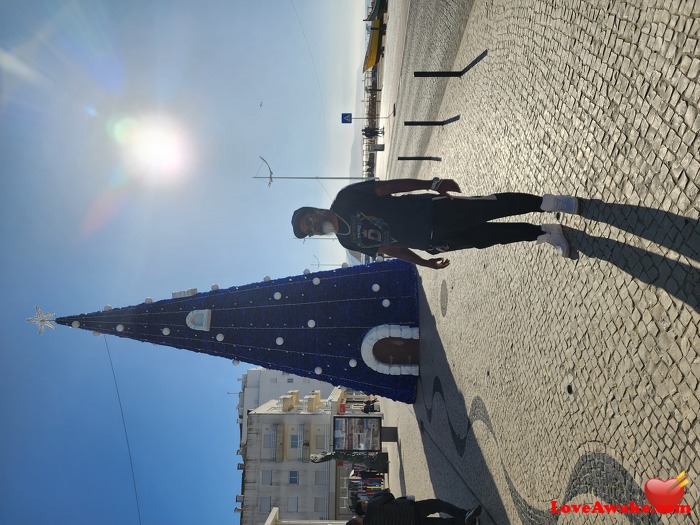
<box><xmin>541</xmin><ymin>194</ymin><xmax>579</xmax><ymax>214</ymax></box>
<box><xmin>537</xmin><ymin>224</ymin><xmax>570</xmax><ymax>257</ymax></box>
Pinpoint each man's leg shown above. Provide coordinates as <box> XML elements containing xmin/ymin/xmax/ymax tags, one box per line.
<box><xmin>430</xmin><ymin>222</ymin><xmax>542</xmax><ymax>251</ymax></box>
<box><xmin>430</xmin><ymin>222</ymin><xmax>571</xmax><ymax>257</ymax></box>
<box><xmin>415</xmin><ymin>500</ymin><xmax>481</xmax><ymax>525</ymax></box>
<box><xmin>421</xmin><ymin>518</ymin><xmax>462</xmax><ymax>525</ymax></box>
<box><xmin>432</xmin><ymin>193</ymin><xmax>543</xmax><ymax>230</ymax></box>
<box><xmin>415</xmin><ymin>499</ymin><xmax>468</xmax><ymax>520</ymax></box>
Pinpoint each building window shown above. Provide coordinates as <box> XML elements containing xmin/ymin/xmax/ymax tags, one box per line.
<box><xmin>289</xmin><ymin>471</ymin><xmax>299</xmax><ymax>485</ymax></box>
<box><xmin>290</xmin><ymin>435</ymin><xmax>301</xmax><ymax>448</ymax></box>
<box><xmin>263</xmin><ymin>433</ymin><xmax>276</xmax><ymax>448</ymax></box>
<box><xmin>315</xmin><ymin>471</ymin><xmax>328</xmax><ymax>485</ymax></box>
<box><xmin>315</xmin><ymin>434</ymin><xmax>327</xmax><ymax>450</ymax></box>
<box><xmin>287</xmin><ymin>497</ymin><xmax>298</xmax><ymax>512</ymax></box>
<box><xmin>270</xmin><ymin>377</ymin><xmax>278</xmax><ymax>383</ymax></box>
<box><xmin>287</xmin><ymin>377</ymin><xmax>294</xmax><ymax>383</ymax></box>
<box><xmin>314</xmin><ymin>497</ymin><xmax>325</xmax><ymax>513</ymax></box>
<box><xmin>260</xmin><ymin>496</ymin><xmax>271</xmax><ymax>512</ymax></box>
<box><xmin>261</xmin><ymin>470</ymin><xmax>272</xmax><ymax>485</ymax></box>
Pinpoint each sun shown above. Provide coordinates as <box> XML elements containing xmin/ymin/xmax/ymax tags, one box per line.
<box><xmin>110</xmin><ymin>114</ymin><xmax>195</xmax><ymax>186</ymax></box>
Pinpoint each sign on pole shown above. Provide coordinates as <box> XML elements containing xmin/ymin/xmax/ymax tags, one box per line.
<box><xmin>341</xmin><ymin>113</ymin><xmax>352</xmax><ymax>124</ymax></box>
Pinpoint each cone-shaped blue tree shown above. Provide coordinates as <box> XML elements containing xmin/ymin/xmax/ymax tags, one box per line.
<box><xmin>56</xmin><ymin>260</ymin><xmax>420</xmax><ymax>402</ymax></box>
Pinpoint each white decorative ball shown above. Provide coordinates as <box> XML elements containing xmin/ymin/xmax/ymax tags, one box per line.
<box><xmin>274</xmin><ymin>292</ymin><xmax>282</xmax><ymax>300</ymax></box>
<box><xmin>216</xmin><ymin>333</ymin><xmax>225</xmax><ymax>342</ymax></box>
<box><xmin>116</xmin><ymin>324</ymin><xmax>124</xmax><ymax>332</ymax></box>
<box><xmin>349</xmin><ymin>359</ymin><xmax>357</xmax><ymax>367</ymax></box>
<box><xmin>382</xmin><ymin>299</ymin><xmax>391</xmax><ymax>307</ymax></box>
<box><xmin>211</xmin><ymin>285</ymin><xmax>219</xmax><ymax>291</ymax></box>
<box><xmin>372</xmin><ymin>284</ymin><xmax>380</xmax><ymax>292</ymax></box>
<box><xmin>303</xmin><ymin>269</ymin><xmax>311</xmax><ymax>274</ymax></box>
<box><xmin>312</xmin><ymin>277</ymin><xmax>320</xmax><ymax>285</ymax></box>
<box><xmin>92</xmin><ymin>331</ymin><xmax>101</xmax><ymax>337</ymax></box>
<box><xmin>342</xmin><ymin>262</ymin><xmax>349</xmax><ymax>268</ymax></box>
<box><xmin>263</xmin><ymin>276</ymin><xmax>271</xmax><ymax>281</ymax></box>
<box><xmin>71</xmin><ymin>321</ymin><xmax>80</xmax><ymax>328</ymax></box>
<box><xmin>307</xmin><ymin>320</ymin><xmax>316</xmax><ymax>328</ymax></box>
<box><xmin>376</xmin><ymin>256</ymin><xmax>384</xmax><ymax>262</ymax></box>
<box><xmin>145</xmin><ymin>297</ymin><xmax>153</xmax><ymax>304</ymax></box>
<box><xmin>103</xmin><ymin>305</ymin><xmax>112</xmax><ymax>311</ymax></box>
<box><xmin>232</xmin><ymin>360</ymin><xmax>240</xmax><ymax>366</ymax></box>
<box><xmin>314</xmin><ymin>367</ymin><xmax>323</xmax><ymax>375</ymax></box>
<box><xmin>276</xmin><ymin>337</ymin><xmax>284</xmax><ymax>345</ymax></box>
<box><xmin>162</xmin><ymin>327</ymin><xmax>171</xmax><ymax>335</ymax></box>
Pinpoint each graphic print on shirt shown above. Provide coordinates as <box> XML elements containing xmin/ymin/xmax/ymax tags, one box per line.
<box><xmin>350</xmin><ymin>212</ymin><xmax>398</xmax><ymax>249</ymax></box>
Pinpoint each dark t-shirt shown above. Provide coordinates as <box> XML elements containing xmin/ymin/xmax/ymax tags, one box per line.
<box><xmin>330</xmin><ymin>181</ymin><xmax>434</xmax><ymax>257</ymax></box>
<box><xmin>364</xmin><ymin>490</ymin><xmax>415</xmax><ymax>525</ymax></box>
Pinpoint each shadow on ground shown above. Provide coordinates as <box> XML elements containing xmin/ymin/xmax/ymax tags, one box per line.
<box><xmin>411</xmin><ymin>276</ymin><xmax>663</xmax><ymax>525</ymax></box>
<box><xmin>413</xmin><ymin>278</ymin><xmax>509</xmax><ymax>525</ymax></box>
<box><xmin>568</xmin><ymin>199</ymin><xmax>700</xmax><ymax>312</ymax></box>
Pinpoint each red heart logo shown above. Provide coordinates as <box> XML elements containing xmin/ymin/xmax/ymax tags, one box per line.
<box><xmin>644</xmin><ymin>478</ymin><xmax>685</xmax><ymax>512</ymax></box>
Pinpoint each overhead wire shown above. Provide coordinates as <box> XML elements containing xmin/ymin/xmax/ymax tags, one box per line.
<box><xmin>103</xmin><ymin>336</ymin><xmax>143</xmax><ymax>525</ymax></box>
<box><xmin>289</xmin><ymin>0</ymin><xmax>334</xmax><ymax>200</ymax></box>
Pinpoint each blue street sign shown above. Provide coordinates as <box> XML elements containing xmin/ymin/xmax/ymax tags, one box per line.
<box><xmin>341</xmin><ymin>113</ymin><xmax>352</xmax><ymax>124</ymax></box>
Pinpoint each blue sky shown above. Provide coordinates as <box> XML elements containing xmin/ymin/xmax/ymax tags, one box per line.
<box><xmin>0</xmin><ymin>1</ymin><xmax>366</xmax><ymax>524</ymax></box>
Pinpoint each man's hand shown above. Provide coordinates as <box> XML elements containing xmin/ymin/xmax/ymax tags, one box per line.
<box><xmin>379</xmin><ymin>246</ymin><xmax>452</xmax><ymax>270</ymax></box>
<box><xmin>425</xmin><ymin>257</ymin><xmax>450</xmax><ymax>269</ymax></box>
<box><xmin>433</xmin><ymin>178</ymin><xmax>461</xmax><ymax>198</ymax></box>
<box><xmin>373</xmin><ymin>178</ymin><xmax>462</xmax><ymax>197</ymax></box>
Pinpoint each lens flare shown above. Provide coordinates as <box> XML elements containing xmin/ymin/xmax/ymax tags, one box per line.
<box><xmin>110</xmin><ymin>114</ymin><xmax>195</xmax><ymax>186</ymax></box>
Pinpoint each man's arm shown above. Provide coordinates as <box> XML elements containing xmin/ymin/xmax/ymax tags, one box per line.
<box><xmin>378</xmin><ymin>246</ymin><xmax>450</xmax><ymax>270</ymax></box>
<box><xmin>372</xmin><ymin>178</ymin><xmax>461</xmax><ymax>198</ymax></box>
<box><xmin>369</xmin><ymin>489</ymin><xmax>395</xmax><ymax>505</ymax></box>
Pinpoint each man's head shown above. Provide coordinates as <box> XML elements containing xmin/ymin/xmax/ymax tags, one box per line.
<box><xmin>354</xmin><ymin>500</ymin><xmax>368</xmax><ymax>516</ymax></box>
<box><xmin>291</xmin><ymin>207</ymin><xmax>337</xmax><ymax>238</ymax></box>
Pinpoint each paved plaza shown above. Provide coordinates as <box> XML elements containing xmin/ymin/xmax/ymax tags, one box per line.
<box><xmin>375</xmin><ymin>0</ymin><xmax>699</xmax><ymax>524</ymax></box>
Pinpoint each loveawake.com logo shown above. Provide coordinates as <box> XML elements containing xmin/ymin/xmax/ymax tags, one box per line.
<box><xmin>550</xmin><ymin>471</ymin><xmax>691</xmax><ymax>516</ymax></box>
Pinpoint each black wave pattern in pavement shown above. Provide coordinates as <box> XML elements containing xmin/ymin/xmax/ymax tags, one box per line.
<box><xmin>420</xmin><ymin>376</ymin><xmax>661</xmax><ymax>525</ymax></box>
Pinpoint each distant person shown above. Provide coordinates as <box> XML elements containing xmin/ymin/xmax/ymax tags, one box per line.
<box><xmin>362</xmin><ymin>395</ymin><xmax>378</xmax><ymax>413</ymax></box>
<box><xmin>363</xmin><ymin>127</ymin><xmax>384</xmax><ymax>138</ymax></box>
<box><xmin>351</xmin><ymin>489</ymin><xmax>481</xmax><ymax>525</ymax></box>
<box><xmin>291</xmin><ymin>178</ymin><xmax>579</xmax><ymax>269</ymax></box>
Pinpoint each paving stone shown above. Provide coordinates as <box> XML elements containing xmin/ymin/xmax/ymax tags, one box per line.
<box><xmin>379</xmin><ymin>1</ymin><xmax>700</xmax><ymax>522</ymax></box>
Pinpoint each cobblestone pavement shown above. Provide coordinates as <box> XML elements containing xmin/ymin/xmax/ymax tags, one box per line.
<box><xmin>378</xmin><ymin>0</ymin><xmax>699</xmax><ymax>524</ymax></box>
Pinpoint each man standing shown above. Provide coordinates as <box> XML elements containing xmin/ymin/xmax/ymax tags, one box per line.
<box><xmin>351</xmin><ymin>489</ymin><xmax>482</xmax><ymax>525</ymax></box>
<box><xmin>291</xmin><ymin>178</ymin><xmax>579</xmax><ymax>269</ymax></box>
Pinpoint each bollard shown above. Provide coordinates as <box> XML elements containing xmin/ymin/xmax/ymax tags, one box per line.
<box><xmin>414</xmin><ymin>49</ymin><xmax>488</xmax><ymax>78</ymax></box>
<box><xmin>404</xmin><ymin>115</ymin><xmax>460</xmax><ymax>127</ymax></box>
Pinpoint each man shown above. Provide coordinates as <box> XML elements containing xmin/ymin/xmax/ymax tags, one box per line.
<box><xmin>350</xmin><ymin>489</ymin><xmax>482</xmax><ymax>525</ymax></box>
<box><xmin>362</xmin><ymin>394</ymin><xmax>378</xmax><ymax>413</ymax></box>
<box><xmin>291</xmin><ymin>178</ymin><xmax>579</xmax><ymax>269</ymax></box>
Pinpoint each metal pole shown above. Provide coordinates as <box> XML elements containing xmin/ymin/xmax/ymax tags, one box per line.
<box><xmin>404</xmin><ymin>115</ymin><xmax>460</xmax><ymax>126</ymax></box>
<box><xmin>254</xmin><ymin>176</ymin><xmax>371</xmax><ymax>180</ymax></box>
<box><xmin>349</xmin><ymin>116</ymin><xmax>390</xmax><ymax>121</ymax></box>
<box><xmin>414</xmin><ymin>49</ymin><xmax>488</xmax><ymax>78</ymax></box>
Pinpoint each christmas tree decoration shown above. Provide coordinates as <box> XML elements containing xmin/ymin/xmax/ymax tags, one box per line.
<box><xmin>53</xmin><ymin>260</ymin><xmax>421</xmax><ymax>402</ymax></box>
<box><xmin>26</xmin><ymin>306</ymin><xmax>57</xmax><ymax>334</ymax></box>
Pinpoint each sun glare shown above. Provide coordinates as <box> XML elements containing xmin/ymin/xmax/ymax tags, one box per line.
<box><xmin>111</xmin><ymin>114</ymin><xmax>195</xmax><ymax>186</ymax></box>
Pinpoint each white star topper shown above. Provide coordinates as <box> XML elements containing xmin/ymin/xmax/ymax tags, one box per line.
<box><xmin>27</xmin><ymin>306</ymin><xmax>57</xmax><ymax>334</ymax></box>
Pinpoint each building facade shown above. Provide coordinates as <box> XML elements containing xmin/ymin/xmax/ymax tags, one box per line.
<box><xmin>236</xmin><ymin>386</ymin><xmax>382</xmax><ymax>524</ymax></box>
<box><xmin>235</xmin><ymin>367</ymin><xmax>336</xmax><ymax>444</ymax></box>
<box><xmin>238</xmin><ymin>389</ymin><xmax>344</xmax><ymax>525</ymax></box>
